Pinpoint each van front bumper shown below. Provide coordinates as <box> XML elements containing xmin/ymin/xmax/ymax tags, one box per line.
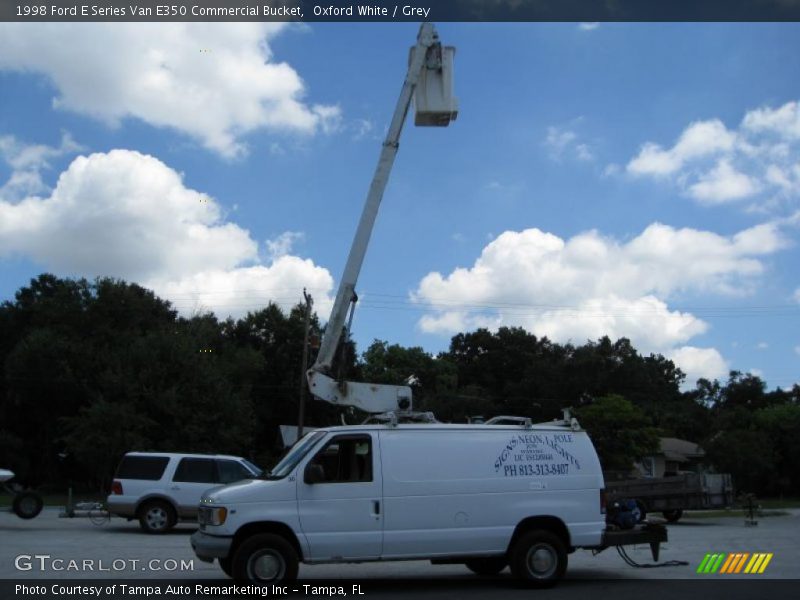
<box><xmin>191</xmin><ymin>530</ymin><xmax>233</xmax><ymax>563</ymax></box>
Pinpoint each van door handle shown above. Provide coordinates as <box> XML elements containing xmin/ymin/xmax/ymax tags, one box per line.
<box><xmin>372</xmin><ymin>500</ymin><xmax>380</xmax><ymax>518</ymax></box>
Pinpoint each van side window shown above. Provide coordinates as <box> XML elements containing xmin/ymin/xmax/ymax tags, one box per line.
<box><xmin>309</xmin><ymin>436</ymin><xmax>372</xmax><ymax>483</ymax></box>
<box><xmin>172</xmin><ymin>458</ymin><xmax>216</xmax><ymax>483</ymax></box>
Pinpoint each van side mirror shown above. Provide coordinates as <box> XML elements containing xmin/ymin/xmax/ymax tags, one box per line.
<box><xmin>304</xmin><ymin>463</ymin><xmax>325</xmax><ymax>485</ymax></box>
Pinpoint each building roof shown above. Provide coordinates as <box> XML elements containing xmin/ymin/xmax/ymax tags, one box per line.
<box><xmin>659</xmin><ymin>437</ymin><xmax>706</xmax><ymax>462</ymax></box>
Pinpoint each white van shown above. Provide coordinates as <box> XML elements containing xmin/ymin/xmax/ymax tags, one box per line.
<box><xmin>191</xmin><ymin>421</ymin><xmax>606</xmax><ymax>587</ymax></box>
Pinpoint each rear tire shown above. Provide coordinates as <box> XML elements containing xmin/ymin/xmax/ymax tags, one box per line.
<box><xmin>12</xmin><ymin>491</ymin><xmax>43</xmax><ymax>519</ymax></box>
<box><xmin>509</xmin><ymin>529</ymin><xmax>567</xmax><ymax>588</ymax></box>
<box><xmin>138</xmin><ymin>500</ymin><xmax>176</xmax><ymax>533</ymax></box>
<box><xmin>465</xmin><ymin>557</ymin><xmax>507</xmax><ymax>576</ymax></box>
<box><xmin>662</xmin><ymin>509</ymin><xmax>683</xmax><ymax>523</ymax></box>
<box><xmin>232</xmin><ymin>533</ymin><xmax>298</xmax><ymax>584</ymax></box>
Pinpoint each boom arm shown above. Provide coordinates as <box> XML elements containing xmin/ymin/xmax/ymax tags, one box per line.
<box><xmin>307</xmin><ymin>23</ymin><xmax>456</xmax><ymax>414</ymax></box>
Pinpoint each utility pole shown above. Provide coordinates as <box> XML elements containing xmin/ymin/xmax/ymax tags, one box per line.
<box><xmin>297</xmin><ymin>288</ymin><xmax>313</xmax><ymax>439</ymax></box>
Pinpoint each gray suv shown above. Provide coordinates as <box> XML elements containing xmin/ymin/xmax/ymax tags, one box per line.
<box><xmin>107</xmin><ymin>452</ymin><xmax>261</xmax><ymax>533</ymax></box>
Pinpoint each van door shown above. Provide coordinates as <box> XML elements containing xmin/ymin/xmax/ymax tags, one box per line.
<box><xmin>296</xmin><ymin>433</ymin><xmax>382</xmax><ymax>561</ymax></box>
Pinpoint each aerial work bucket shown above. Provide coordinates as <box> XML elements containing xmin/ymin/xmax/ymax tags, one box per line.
<box><xmin>412</xmin><ymin>45</ymin><xmax>458</xmax><ymax>126</ymax></box>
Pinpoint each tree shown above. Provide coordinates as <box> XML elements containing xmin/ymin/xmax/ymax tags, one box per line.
<box><xmin>575</xmin><ymin>395</ymin><xmax>660</xmax><ymax>473</ymax></box>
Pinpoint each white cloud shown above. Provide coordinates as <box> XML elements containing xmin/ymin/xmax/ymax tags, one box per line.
<box><xmin>266</xmin><ymin>231</ymin><xmax>305</xmax><ymax>261</ymax></box>
<box><xmin>544</xmin><ymin>123</ymin><xmax>594</xmax><ymax>162</ymax></box>
<box><xmin>0</xmin><ymin>132</ymin><xmax>83</xmax><ymax>199</ymax></box>
<box><xmin>0</xmin><ymin>149</ymin><xmax>334</xmax><ymax>318</ymax></box>
<box><xmin>578</xmin><ymin>23</ymin><xmax>600</xmax><ymax>31</ymax></box>
<box><xmin>668</xmin><ymin>346</ymin><xmax>729</xmax><ymax>385</ymax></box>
<box><xmin>795</xmin><ymin>345</ymin><xmax>800</xmax><ymax>357</ymax></box>
<box><xmin>412</xmin><ymin>221</ymin><xmax>789</xmax><ymax>382</ymax></box>
<box><xmin>794</xmin><ymin>288</ymin><xmax>800</xmax><ymax>303</ymax></box>
<box><xmin>625</xmin><ymin>102</ymin><xmax>800</xmax><ymax>210</ymax></box>
<box><xmin>627</xmin><ymin>119</ymin><xmax>735</xmax><ymax>177</ymax></box>
<box><xmin>688</xmin><ymin>160</ymin><xmax>760</xmax><ymax>204</ymax></box>
<box><xmin>0</xmin><ymin>23</ymin><xmax>340</xmax><ymax>158</ymax></box>
<box><xmin>756</xmin><ymin>342</ymin><xmax>769</xmax><ymax>350</ymax></box>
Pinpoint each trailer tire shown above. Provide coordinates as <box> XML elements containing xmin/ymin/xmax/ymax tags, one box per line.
<box><xmin>465</xmin><ymin>557</ymin><xmax>507</xmax><ymax>576</ymax></box>
<box><xmin>12</xmin><ymin>491</ymin><xmax>43</xmax><ymax>519</ymax></box>
<box><xmin>662</xmin><ymin>509</ymin><xmax>683</xmax><ymax>523</ymax></box>
<box><xmin>509</xmin><ymin>529</ymin><xmax>567</xmax><ymax>587</ymax></box>
<box><xmin>634</xmin><ymin>500</ymin><xmax>648</xmax><ymax>523</ymax></box>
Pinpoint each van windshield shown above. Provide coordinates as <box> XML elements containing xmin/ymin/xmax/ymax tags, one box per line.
<box><xmin>263</xmin><ymin>431</ymin><xmax>326</xmax><ymax>479</ymax></box>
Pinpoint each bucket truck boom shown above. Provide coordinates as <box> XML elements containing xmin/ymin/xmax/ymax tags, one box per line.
<box><xmin>306</xmin><ymin>23</ymin><xmax>457</xmax><ymax>415</ymax></box>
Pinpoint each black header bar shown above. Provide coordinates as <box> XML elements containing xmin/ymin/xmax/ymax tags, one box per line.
<box><xmin>3</xmin><ymin>0</ymin><xmax>800</xmax><ymax>22</ymax></box>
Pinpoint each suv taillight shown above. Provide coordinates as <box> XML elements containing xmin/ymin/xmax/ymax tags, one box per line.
<box><xmin>111</xmin><ymin>480</ymin><xmax>123</xmax><ymax>495</ymax></box>
<box><xmin>600</xmin><ymin>489</ymin><xmax>606</xmax><ymax>514</ymax></box>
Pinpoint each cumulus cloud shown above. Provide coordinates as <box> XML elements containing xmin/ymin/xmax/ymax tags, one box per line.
<box><xmin>0</xmin><ymin>23</ymin><xmax>340</xmax><ymax>158</ymax></box>
<box><xmin>0</xmin><ymin>149</ymin><xmax>334</xmax><ymax>318</ymax></box>
<box><xmin>626</xmin><ymin>101</ymin><xmax>800</xmax><ymax>209</ymax></box>
<box><xmin>412</xmin><ymin>222</ymin><xmax>788</xmax><ymax>382</ymax></box>
<box><xmin>668</xmin><ymin>346</ymin><xmax>729</xmax><ymax>385</ymax></box>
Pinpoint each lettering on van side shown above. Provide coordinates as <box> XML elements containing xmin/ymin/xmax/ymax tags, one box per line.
<box><xmin>494</xmin><ymin>433</ymin><xmax>581</xmax><ymax>476</ymax></box>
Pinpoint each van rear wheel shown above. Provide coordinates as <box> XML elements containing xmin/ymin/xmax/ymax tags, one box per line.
<box><xmin>232</xmin><ymin>534</ymin><xmax>298</xmax><ymax>584</ymax></box>
<box><xmin>465</xmin><ymin>557</ymin><xmax>507</xmax><ymax>576</ymax></box>
<box><xmin>509</xmin><ymin>530</ymin><xmax>567</xmax><ymax>588</ymax></box>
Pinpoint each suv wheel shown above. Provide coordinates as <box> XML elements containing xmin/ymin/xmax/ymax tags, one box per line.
<box><xmin>138</xmin><ymin>500</ymin><xmax>175</xmax><ymax>534</ymax></box>
<box><xmin>509</xmin><ymin>529</ymin><xmax>567</xmax><ymax>587</ymax></box>
<box><xmin>232</xmin><ymin>534</ymin><xmax>298</xmax><ymax>583</ymax></box>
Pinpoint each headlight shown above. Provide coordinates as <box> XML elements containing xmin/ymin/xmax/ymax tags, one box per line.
<box><xmin>198</xmin><ymin>506</ymin><xmax>227</xmax><ymax>526</ymax></box>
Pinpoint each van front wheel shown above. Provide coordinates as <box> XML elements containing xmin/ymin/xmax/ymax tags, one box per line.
<box><xmin>232</xmin><ymin>534</ymin><xmax>298</xmax><ymax>584</ymax></box>
<box><xmin>509</xmin><ymin>530</ymin><xmax>567</xmax><ymax>587</ymax></box>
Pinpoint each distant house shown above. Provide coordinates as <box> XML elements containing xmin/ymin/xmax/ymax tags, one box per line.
<box><xmin>636</xmin><ymin>437</ymin><xmax>707</xmax><ymax>478</ymax></box>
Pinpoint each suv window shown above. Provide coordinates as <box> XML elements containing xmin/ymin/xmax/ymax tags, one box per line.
<box><xmin>309</xmin><ymin>435</ymin><xmax>372</xmax><ymax>483</ymax></box>
<box><xmin>217</xmin><ymin>459</ymin><xmax>252</xmax><ymax>484</ymax></box>
<box><xmin>116</xmin><ymin>456</ymin><xmax>169</xmax><ymax>480</ymax></box>
<box><xmin>173</xmin><ymin>458</ymin><xmax>216</xmax><ymax>483</ymax></box>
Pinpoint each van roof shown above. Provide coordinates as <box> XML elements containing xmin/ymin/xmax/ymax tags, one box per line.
<box><xmin>311</xmin><ymin>422</ymin><xmax>583</xmax><ymax>434</ymax></box>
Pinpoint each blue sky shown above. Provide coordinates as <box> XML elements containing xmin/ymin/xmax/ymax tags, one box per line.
<box><xmin>1</xmin><ymin>22</ymin><xmax>799</xmax><ymax>390</ymax></box>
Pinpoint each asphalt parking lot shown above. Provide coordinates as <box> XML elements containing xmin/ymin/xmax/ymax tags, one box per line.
<box><xmin>2</xmin><ymin>508</ymin><xmax>798</xmax><ymax>582</ymax></box>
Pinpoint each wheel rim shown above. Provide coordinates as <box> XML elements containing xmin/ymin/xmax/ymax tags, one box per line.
<box><xmin>19</xmin><ymin>496</ymin><xmax>38</xmax><ymax>515</ymax></box>
<box><xmin>526</xmin><ymin>543</ymin><xmax>557</xmax><ymax>579</ymax></box>
<box><xmin>248</xmin><ymin>550</ymin><xmax>285</xmax><ymax>581</ymax></box>
<box><xmin>146</xmin><ymin>507</ymin><xmax>167</xmax><ymax>530</ymax></box>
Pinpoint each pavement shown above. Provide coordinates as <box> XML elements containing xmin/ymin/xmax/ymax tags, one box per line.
<box><xmin>1</xmin><ymin>508</ymin><xmax>798</xmax><ymax>598</ymax></box>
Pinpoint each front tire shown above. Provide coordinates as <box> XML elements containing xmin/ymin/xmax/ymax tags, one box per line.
<box><xmin>232</xmin><ymin>534</ymin><xmax>298</xmax><ymax>584</ymax></box>
<box><xmin>465</xmin><ymin>557</ymin><xmax>507</xmax><ymax>576</ymax></box>
<box><xmin>13</xmin><ymin>491</ymin><xmax>43</xmax><ymax>519</ymax></box>
<box><xmin>218</xmin><ymin>556</ymin><xmax>233</xmax><ymax>578</ymax></box>
<box><xmin>509</xmin><ymin>530</ymin><xmax>567</xmax><ymax>588</ymax></box>
<box><xmin>138</xmin><ymin>500</ymin><xmax>176</xmax><ymax>534</ymax></box>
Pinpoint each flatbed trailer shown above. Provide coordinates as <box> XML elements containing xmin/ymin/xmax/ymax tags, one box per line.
<box><xmin>606</xmin><ymin>473</ymin><xmax>734</xmax><ymax>522</ymax></box>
